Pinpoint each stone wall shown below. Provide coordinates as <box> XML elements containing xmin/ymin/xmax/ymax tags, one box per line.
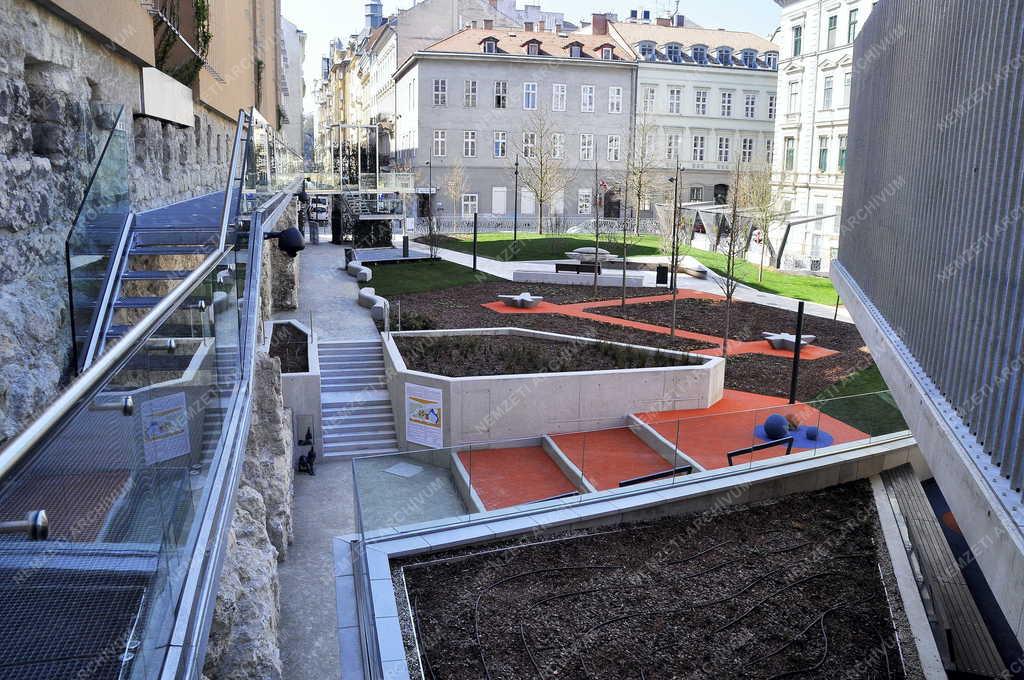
<box><xmin>0</xmin><ymin>0</ymin><xmax>233</xmax><ymax>442</ymax></box>
<box><xmin>268</xmin><ymin>199</ymin><xmax>299</xmax><ymax>311</ymax></box>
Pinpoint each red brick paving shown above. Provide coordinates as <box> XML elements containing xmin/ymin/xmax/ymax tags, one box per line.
<box><xmin>458</xmin><ymin>446</ymin><xmax>576</xmax><ymax>510</ymax></box>
<box><xmin>482</xmin><ymin>292</ymin><xmax>839</xmax><ymax>360</ymax></box>
<box><xmin>551</xmin><ymin>428</ymin><xmax>674</xmax><ymax>490</ymax></box>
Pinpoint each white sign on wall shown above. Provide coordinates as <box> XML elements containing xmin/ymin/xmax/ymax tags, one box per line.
<box><xmin>405</xmin><ymin>383</ymin><xmax>443</xmax><ymax>449</ymax></box>
<box><xmin>140</xmin><ymin>392</ymin><xmax>192</xmax><ymax>465</ymax></box>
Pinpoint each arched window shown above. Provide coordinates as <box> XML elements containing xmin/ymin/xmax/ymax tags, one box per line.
<box><xmin>717</xmin><ymin>47</ymin><xmax>733</xmax><ymax>66</ymax></box>
<box><xmin>692</xmin><ymin>45</ymin><xmax>708</xmax><ymax>64</ymax></box>
<box><xmin>741</xmin><ymin>49</ymin><xmax>757</xmax><ymax>68</ymax></box>
<box><xmin>666</xmin><ymin>43</ymin><xmax>682</xmax><ymax>63</ymax></box>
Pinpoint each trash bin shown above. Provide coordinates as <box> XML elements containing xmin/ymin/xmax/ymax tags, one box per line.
<box><xmin>656</xmin><ymin>265</ymin><xmax>669</xmax><ymax>285</ymax></box>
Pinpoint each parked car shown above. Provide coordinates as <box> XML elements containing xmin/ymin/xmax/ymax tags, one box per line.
<box><xmin>309</xmin><ymin>195</ymin><xmax>330</xmax><ymax>221</ymax></box>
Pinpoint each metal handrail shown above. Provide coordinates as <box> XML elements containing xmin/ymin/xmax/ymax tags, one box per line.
<box><xmin>80</xmin><ymin>211</ymin><xmax>134</xmax><ymax>370</ymax></box>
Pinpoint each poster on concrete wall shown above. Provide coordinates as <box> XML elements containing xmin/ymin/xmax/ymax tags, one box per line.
<box><xmin>141</xmin><ymin>392</ymin><xmax>192</xmax><ymax>465</ymax></box>
<box><xmin>405</xmin><ymin>383</ymin><xmax>443</xmax><ymax>449</ymax></box>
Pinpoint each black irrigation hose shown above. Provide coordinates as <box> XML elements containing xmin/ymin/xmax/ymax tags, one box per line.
<box><xmin>714</xmin><ymin>572</ymin><xmax>841</xmax><ymax>633</ymax></box>
<box><xmin>473</xmin><ymin>565</ymin><xmax>624</xmax><ymax>680</ymax></box>
<box><xmin>759</xmin><ymin>614</ymin><xmax>832</xmax><ymax>680</ymax></box>
<box><xmin>664</xmin><ymin>539</ymin><xmax>734</xmax><ymax>566</ymax></box>
<box><xmin>746</xmin><ymin>595</ymin><xmax>871</xmax><ymax>668</ymax></box>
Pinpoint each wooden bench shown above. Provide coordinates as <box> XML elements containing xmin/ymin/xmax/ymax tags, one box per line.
<box><xmin>880</xmin><ymin>464</ymin><xmax>1006</xmax><ymax>677</ymax></box>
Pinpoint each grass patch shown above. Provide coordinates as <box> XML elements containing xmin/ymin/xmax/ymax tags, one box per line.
<box><xmin>364</xmin><ymin>260</ymin><xmax>500</xmax><ymax>297</ymax></box>
<box><xmin>680</xmin><ymin>246</ymin><xmax>840</xmax><ymax>306</ymax></box>
<box><xmin>813</xmin><ymin>365</ymin><xmax>908</xmax><ymax>436</ymax></box>
<box><xmin>418</xmin><ymin>233</ymin><xmax>663</xmax><ymax>261</ymax></box>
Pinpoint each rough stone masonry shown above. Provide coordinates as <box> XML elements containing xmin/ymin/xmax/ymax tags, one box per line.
<box><xmin>0</xmin><ymin>0</ymin><xmax>233</xmax><ymax>442</ymax></box>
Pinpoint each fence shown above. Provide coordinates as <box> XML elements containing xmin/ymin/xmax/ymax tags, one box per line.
<box><xmin>409</xmin><ymin>214</ymin><xmax>662</xmax><ymax>236</ymax></box>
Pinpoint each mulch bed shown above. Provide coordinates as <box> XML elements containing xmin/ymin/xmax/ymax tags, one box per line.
<box><xmin>397</xmin><ymin>481</ymin><xmax>919</xmax><ymax>680</ymax></box>
<box><xmin>269</xmin><ymin>323</ymin><xmax>309</xmax><ymax>373</ymax></box>
<box><xmin>382</xmin><ymin>282</ymin><xmax>876</xmax><ymax>400</ymax></box>
<box><xmin>394</xmin><ymin>334</ymin><xmax>692</xmax><ymax>378</ymax></box>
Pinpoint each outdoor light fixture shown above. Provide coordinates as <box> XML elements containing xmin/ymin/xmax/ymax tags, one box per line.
<box><xmin>264</xmin><ymin>227</ymin><xmax>306</xmax><ymax>258</ymax></box>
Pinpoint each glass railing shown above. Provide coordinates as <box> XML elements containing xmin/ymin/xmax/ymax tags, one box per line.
<box><xmin>410</xmin><ymin>214</ymin><xmax>661</xmax><ymax>236</ymax></box>
<box><xmin>353</xmin><ymin>390</ymin><xmax>909</xmax><ymax>536</ymax></box>
<box><xmin>244</xmin><ymin>110</ymin><xmax>304</xmax><ymax>201</ymax></box>
<box><xmin>65</xmin><ymin>105</ymin><xmax>131</xmax><ymax>371</ymax></box>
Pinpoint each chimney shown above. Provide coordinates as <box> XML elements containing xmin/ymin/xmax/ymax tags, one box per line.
<box><xmin>656</xmin><ymin>17</ymin><xmax>671</xmax><ymax>27</ymax></box>
<box><xmin>524</xmin><ymin>21</ymin><xmax>534</xmax><ymax>32</ymax></box>
<box><xmin>484</xmin><ymin>18</ymin><xmax>494</xmax><ymax>29</ymax></box>
<box><xmin>592</xmin><ymin>13</ymin><xmax>608</xmax><ymax>35</ymax></box>
<box><xmin>488</xmin><ymin>0</ymin><xmax>497</xmax><ymax>6</ymax></box>
<box><xmin>538</xmin><ymin>20</ymin><xmax>546</xmax><ymax>32</ymax></box>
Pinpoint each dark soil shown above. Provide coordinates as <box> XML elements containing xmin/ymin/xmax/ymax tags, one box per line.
<box><xmin>394</xmin><ymin>335</ymin><xmax>696</xmax><ymax>377</ymax></box>
<box><xmin>596</xmin><ymin>298</ymin><xmax>866</xmax><ymax>351</ymax></box>
<box><xmin>269</xmin><ymin>323</ymin><xmax>309</xmax><ymax>373</ymax></box>
<box><xmin>399</xmin><ymin>481</ymin><xmax>914</xmax><ymax>680</ymax></box>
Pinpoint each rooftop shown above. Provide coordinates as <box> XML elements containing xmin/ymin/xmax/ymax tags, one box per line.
<box><xmin>423</xmin><ymin>27</ymin><xmax>635</xmax><ymax>60</ymax></box>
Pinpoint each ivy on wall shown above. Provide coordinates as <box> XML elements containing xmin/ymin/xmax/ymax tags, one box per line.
<box><xmin>154</xmin><ymin>0</ymin><xmax>213</xmax><ymax>88</ymax></box>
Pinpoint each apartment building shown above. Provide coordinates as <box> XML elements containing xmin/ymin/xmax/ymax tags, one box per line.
<box><xmin>394</xmin><ymin>27</ymin><xmax>636</xmax><ymax>219</ymax></box>
<box><xmin>772</xmin><ymin>0</ymin><xmax>877</xmax><ymax>272</ymax></box>
<box><xmin>608</xmin><ymin>17</ymin><xmax>779</xmax><ymax>208</ymax></box>
<box><xmin>280</xmin><ymin>17</ymin><xmax>307</xmax><ymax>154</ymax></box>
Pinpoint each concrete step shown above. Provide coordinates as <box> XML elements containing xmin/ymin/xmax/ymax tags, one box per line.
<box><xmin>323</xmin><ymin>410</ymin><xmax>394</xmax><ymax>424</ymax></box>
<box><xmin>323</xmin><ymin>404</ymin><xmax>393</xmax><ymax>418</ymax></box>
<box><xmin>322</xmin><ymin>376</ymin><xmax>387</xmax><ymax>387</ymax></box>
<box><xmin>324</xmin><ymin>418</ymin><xmax>395</xmax><ymax>433</ymax></box>
<box><xmin>319</xmin><ymin>351</ymin><xmax>384</xmax><ymax>361</ymax></box>
<box><xmin>321</xmin><ymin>370</ymin><xmax>386</xmax><ymax>380</ymax></box>
<box><xmin>320</xmin><ymin>341</ymin><xmax>381</xmax><ymax>348</ymax></box>
<box><xmin>324</xmin><ymin>428</ymin><xmax>397</xmax><ymax>444</ymax></box>
<box><xmin>323</xmin><ymin>445</ymin><xmax>400</xmax><ymax>459</ymax></box>
<box><xmin>322</xmin><ymin>434</ymin><xmax>398</xmax><ymax>449</ymax></box>
<box><xmin>318</xmin><ymin>359</ymin><xmax>385</xmax><ymax>369</ymax></box>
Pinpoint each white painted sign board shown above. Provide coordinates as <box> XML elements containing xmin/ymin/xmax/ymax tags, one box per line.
<box><xmin>141</xmin><ymin>392</ymin><xmax>192</xmax><ymax>464</ymax></box>
<box><xmin>405</xmin><ymin>383</ymin><xmax>443</xmax><ymax>448</ymax></box>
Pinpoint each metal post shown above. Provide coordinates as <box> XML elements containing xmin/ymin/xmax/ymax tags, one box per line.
<box><xmin>375</xmin><ymin>125</ymin><xmax>380</xmax><ymax>191</ymax></box>
<box><xmin>513</xmin><ymin>154</ymin><xmax>520</xmax><ymax>243</ymax></box>
<box><xmin>472</xmin><ymin>212</ymin><xmax>478</xmax><ymax>271</ymax></box>
<box><xmin>789</xmin><ymin>300</ymin><xmax>805</xmax><ymax>404</ymax></box>
<box><xmin>670</xmin><ymin>161</ymin><xmax>680</xmax><ymax>289</ymax></box>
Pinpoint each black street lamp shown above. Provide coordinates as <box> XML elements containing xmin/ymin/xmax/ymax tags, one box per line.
<box><xmin>425</xmin><ymin>160</ymin><xmax>433</xmax><ymax>220</ymax></box>
<box><xmin>513</xmin><ymin>154</ymin><xmax>520</xmax><ymax>244</ymax></box>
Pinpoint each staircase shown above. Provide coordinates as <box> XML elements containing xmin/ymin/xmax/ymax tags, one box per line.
<box><xmin>318</xmin><ymin>340</ymin><xmax>399</xmax><ymax>458</ymax></box>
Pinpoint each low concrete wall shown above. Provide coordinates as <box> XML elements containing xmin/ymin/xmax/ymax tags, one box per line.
<box><xmin>512</xmin><ymin>270</ymin><xmax>645</xmax><ymax>286</ymax></box>
<box><xmin>264</xmin><ymin>319</ymin><xmax>322</xmax><ymax>466</ymax></box>
<box><xmin>383</xmin><ymin>327</ymin><xmax>725</xmax><ymax>448</ymax></box>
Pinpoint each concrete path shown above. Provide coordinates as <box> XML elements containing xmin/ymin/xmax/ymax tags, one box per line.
<box><xmin>420</xmin><ymin>240</ymin><xmax>851</xmax><ymax>322</ymax></box>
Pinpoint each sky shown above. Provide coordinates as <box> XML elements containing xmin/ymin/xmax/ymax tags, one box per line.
<box><xmin>282</xmin><ymin>0</ymin><xmax>782</xmax><ymax>113</ymax></box>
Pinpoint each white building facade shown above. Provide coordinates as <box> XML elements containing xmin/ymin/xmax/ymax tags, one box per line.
<box><xmin>609</xmin><ymin>20</ymin><xmax>779</xmax><ymax>208</ymax></box>
<box><xmin>280</xmin><ymin>17</ymin><xmax>306</xmax><ymax>155</ymax></box>
<box><xmin>771</xmin><ymin>0</ymin><xmax>876</xmax><ymax>273</ymax></box>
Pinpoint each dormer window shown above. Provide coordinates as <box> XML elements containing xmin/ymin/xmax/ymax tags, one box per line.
<box><xmin>692</xmin><ymin>46</ymin><xmax>707</xmax><ymax>64</ymax></box>
<box><xmin>481</xmin><ymin>38</ymin><xmax>498</xmax><ymax>54</ymax></box>
<box><xmin>522</xmin><ymin>39</ymin><xmax>542</xmax><ymax>56</ymax></box>
<box><xmin>568</xmin><ymin>43</ymin><xmax>583</xmax><ymax>58</ymax></box>
<box><xmin>666</xmin><ymin>43</ymin><xmax>682</xmax><ymax>63</ymax></box>
<box><xmin>718</xmin><ymin>47</ymin><xmax>733</xmax><ymax>66</ymax></box>
<box><xmin>741</xmin><ymin>49</ymin><xmax>757</xmax><ymax>68</ymax></box>
<box><xmin>601</xmin><ymin>46</ymin><xmax>614</xmax><ymax>60</ymax></box>
<box><xmin>766</xmin><ymin>52</ymin><xmax>779</xmax><ymax>70</ymax></box>
<box><xmin>637</xmin><ymin>41</ymin><xmax>656</xmax><ymax>60</ymax></box>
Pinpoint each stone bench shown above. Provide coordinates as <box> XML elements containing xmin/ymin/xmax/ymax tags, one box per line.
<box><xmin>761</xmin><ymin>331</ymin><xmax>817</xmax><ymax>351</ymax></box>
<box><xmin>358</xmin><ymin>286</ymin><xmax>390</xmax><ymax>322</ymax></box>
<box><xmin>346</xmin><ymin>260</ymin><xmax>372</xmax><ymax>283</ymax></box>
<box><xmin>497</xmin><ymin>292</ymin><xmax>544</xmax><ymax>308</ymax></box>
<box><xmin>680</xmin><ymin>256</ymin><xmax>708</xmax><ymax>279</ymax></box>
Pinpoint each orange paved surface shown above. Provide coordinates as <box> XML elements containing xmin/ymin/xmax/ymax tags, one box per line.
<box><xmin>458</xmin><ymin>446</ymin><xmax>576</xmax><ymax>510</ymax></box>
<box><xmin>551</xmin><ymin>428</ymin><xmax>673</xmax><ymax>490</ymax></box>
<box><xmin>482</xmin><ymin>292</ymin><xmax>838</xmax><ymax>360</ymax></box>
<box><xmin>636</xmin><ymin>389</ymin><xmax>869</xmax><ymax>470</ymax></box>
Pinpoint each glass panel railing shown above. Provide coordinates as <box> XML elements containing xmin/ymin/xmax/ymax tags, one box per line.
<box><xmin>353</xmin><ymin>391</ymin><xmax>910</xmax><ymax>536</ymax></box>
<box><xmin>244</xmin><ymin>111</ymin><xmax>303</xmax><ymax>201</ymax></box>
<box><xmin>0</xmin><ymin>246</ymin><xmax>243</xmax><ymax>679</ymax></box>
<box><xmin>66</xmin><ymin>105</ymin><xmax>130</xmax><ymax>371</ymax></box>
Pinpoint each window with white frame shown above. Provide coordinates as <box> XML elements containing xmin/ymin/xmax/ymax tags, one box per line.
<box><xmin>666</xmin><ymin>43</ymin><xmax>682</xmax><ymax>62</ymax></box>
<box><xmin>784</xmin><ymin>137</ymin><xmax>796</xmax><ymax>170</ymax></box>
<box><xmin>692</xmin><ymin>135</ymin><xmax>705</xmax><ymax>161</ymax></box>
<box><xmin>848</xmin><ymin>9</ymin><xmax>859</xmax><ymax>43</ymax></box>
<box><xmin>838</xmin><ymin>135</ymin><xmax>848</xmax><ymax>172</ymax></box>
<box><xmin>692</xmin><ymin>46</ymin><xmax>708</xmax><ymax>64</ymax></box>
<box><xmin>433</xmin><ymin>79</ymin><xmax>447</xmax><ymax>106</ymax></box>
<box><xmin>493</xmin><ymin>131</ymin><xmax>507</xmax><ymax>158</ymax></box>
<box><xmin>463</xmin><ymin>130</ymin><xmax>477</xmax><ymax>157</ymax></box>
<box><xmin>741</xmin><ymin>137</ymin><xmax>754</xmax><ymax>162</ymax></box>
<box><xmin>494</xmin><ymin>80</ymin><xmax>508</xmax><ymax>108</ymax></box>
<box><xmin>818</xmin><ymin>135</ymin><xmax>829</xmax><ymax>172</ymax></box>
<box><xmin>742</xmin><ymin>49</ymin><xmax>757</xmax><ymax>68</ymax></box>
<box><xmin>689</xmin><ymin>186</ymin><xmax>704</xmax><ymax>201</ymax></box>
<box><xmin>569</xmin><ymin>44</ymin><xmax>583</xmax><ymax>58</ymax></box>
<box><xmin>793</xmin><ymin>26</ymin><xmax>803</xmax><ymax>56</ymax></box>
<box><xmin>521</xmin><ymin>188</ymin><xmax>536</xmax><ymax>214</ymax></box>
<box><xmin>637</xmin><ymin>41</ymin><xmax>655</xmax><ymax>59</ymax></box>
<box><xmin>577</xmin><ymin>189</ymin><xmax>592</xmax><ymax>214</ymax></box>
<box><xmin>788</xmin><ymin>81</ymin><xmax>800</xmax><ymax>113</ymax></box>
<box><xmin>607</xmin><ymin>134</ymin><xmax>621</xmax><ymax>161</ymax></box>
<box><xmin>552</xmin><ymin>133</ymin><xmax>565</xmax><ymax>159</ymax></box>
<box><xmin>766</xmin><ymin>52</ymin><xmax>778</xmax><ymax>69</ymax></box>
<box><xmin>666</xmin><ymin>133</ymin><xmax>681</xmax><ymax>160</ymax></box>
<box><xmin>843</xmin><ymin>72</ymin><xmax>852</xmax><ymax>106</ymax></box>
<box><xmin>721</xmin><ymin>92</ymin><xmax>733</xmax><ymax>117</ymax></box>
<box><xmin>768</xmin><ymin>94</ymin><xmax>777</xmax><ymax>120</ymax></box>
<box><xmin>823</xmin><ymin>76</ymin><xmax>834</xmax><ymax>109</ymax></box>
<box><xmin>552</xmin><ymin>83</ymin><xmax>566</xmax><ymax>111</ymax></box>
<box><xmin>668</xmin><ymin>88</ymin><xmax>681</xmax><ymax>114</ymax></box>
<box><xmin>522</xmin><ymin>132</ymin><xmax>536</xmax><ymax>158</ymax></box>
<box><xmin>581</xmin><ymin>85</ymin><xmax>595</xmax><ymax>112</ymax></box>
<box><xmin>601</xmin><ymin>46</ymin><xmax>614</xmax><ymax>60</ymax></box>
<box><xmin>432</xmin><ymin>130</ymin><xmax>446</xmax><ymax>157</ymax></box>
<box><xmin>464</xmin><ymin>80</ymin><xmax>477</xmax><ymax>107</ymax></box>
<box><xmin>642</xmin><ymin>86</ymin><xmax>656</xmax><ymax>114</ymax></box>
<box><xmin>695</xmin><ymin>89</ymin><xmax>708</xmax><ymax>115</ymax></box>
<box><xmin>717</xmin><ymin>136</ymin><xmax>730</xmax><ymax>162</ymax></box>
<box><xmin>718</xmin><ymin>47</ymin><xmax>733</xmax><ymax>65</ymax></box>
<box><xmin>827</xmin><ymin>14</ymin><xmax>838</xmax><ymax>49</ymax></box>
<box><xmin>744</xmin><ymin>94</ymin><xmax>757</xmax><ymax>118</ymax></box>
<box><xmin>608</xmin><ymin>87</ymin><xmax>623</xmax><ymax>113</ymax></box>
<box><xmin>526</xmin><ymin>42</ymin><xmax>540</xmax><ymax>56</ymax></box>
<box><xmin>766</xmin><ymin>138</ymin><xmax>774</xmax><ymax>164</ymax></box>
<box><xmin>461</xmin><ymin>193</ymin><xmax>478</xmax><ymax>216</ymax></box>
<box><xmin>523</xmin><ymin>82</ymin><xmax>538</xmax><ymax>110</ymax></box>
<box><xmin>482</xmin><ymin>38</ymin><xmax>497</xmax><ymax>54</ymax></box>
<box><xmin>580</xmin><ymin>133</ymin><xmax>594</xmax><ymax>161</ymax></box>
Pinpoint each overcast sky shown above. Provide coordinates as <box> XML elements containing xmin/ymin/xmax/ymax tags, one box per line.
<box><xmin>283</xmin><ymin>0</ymin><xmax>782</xmax><ymax>112</ymax></box>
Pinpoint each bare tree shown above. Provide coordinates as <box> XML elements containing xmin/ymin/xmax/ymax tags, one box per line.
<box><xmin>711</xmin><ymin>160</ymin><xmax>758</xmax><ymax>358</ymax></box>
<box><xmin>513</xmin><ymin>111</ymin><xmax>575</xmax><ymax>235</ymax></box>
<box><xmin>737</xmin><ymin>161</ymin><xmax>786</xmax><ymax>282</ymax></box>
<box><xmin>443</xmin><ymin>156</ymin><xmax>467</xmax><ymax>220</ymax></box>
<box><xmin>619</xmin><ymin>113</ymin><xmax>661</xmax><ymax>306</ymax></box>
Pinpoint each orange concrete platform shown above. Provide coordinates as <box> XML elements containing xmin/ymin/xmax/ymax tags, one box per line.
<box><xmin>458</xmin><ymin>446</ymin><xmax>576</xmax><ymax>510</ymax></box>
<box><xmin>551</xmin><ymin>428</ymin><xmax>673</xmax><ymax>490</ymax></box>
<box><xmin>636</xmin><ymin>389</ymin><xmax>869</xmax><ymax>470</ymax></box>
<box><xmin>482</xmin><ymin>292</ymin><xmax>838</xmax><ymax>360</ymax></box>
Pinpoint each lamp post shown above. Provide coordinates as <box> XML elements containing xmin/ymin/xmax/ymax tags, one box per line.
<box><xmin>513</xmin><ymin>154</ymin><xmax>520</xmax><ymax>244</ymax></box>
<box><xmin>667</xmin><ymin>161</ymin><xmax>681</xmax><ymax>336</ymax></box>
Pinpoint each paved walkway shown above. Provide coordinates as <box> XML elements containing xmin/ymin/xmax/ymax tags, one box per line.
<box><xmin>420</xmin><ymin>240</ymin><xmax>851</xmax><ymax>322</ymax></box>
<box><xmin>482</xmin><ymin>293</ymin><xmax>840</xmax><ymax>360</ymax></box>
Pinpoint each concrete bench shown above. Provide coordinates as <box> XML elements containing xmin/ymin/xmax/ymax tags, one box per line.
<box><xmin>346</xmin><ymin>260</ymin><xmax>372</xmax><ymax>283</ymax></box>
<box><xmin>761</xmin><ymin>331</ymin><xmax>817</xmax><ymax>351</ymax></box>
<box><xmin>680</xmin><ymin>256</ymin><xmax>708</xmax><ymax>279</ymax></box>
<box><xmin>497</xmin><ymin>292</ymin><xmax>544</xmax><ymax>308</ymax></box>
<box><xmin>358</xmin><ymin>286</ymin><xmax>390</xmax><ymax>322</ymax></box>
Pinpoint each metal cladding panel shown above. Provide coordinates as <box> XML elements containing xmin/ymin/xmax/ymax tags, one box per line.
<box><xmin>838</xmin><ymin>0</ymin><xmax>1024</xmax><ymax>488</ymax></box>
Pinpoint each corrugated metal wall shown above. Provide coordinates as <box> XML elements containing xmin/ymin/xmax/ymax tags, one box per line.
<box><xmin>839</xmin><ymin>0</ymin><xmax>1024</xmax><ymax>487</ymax></box>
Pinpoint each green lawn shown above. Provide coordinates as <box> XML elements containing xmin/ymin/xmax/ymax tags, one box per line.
<box><xmin>420</xmin><ymin>233</ymin><xmax>664</xmax><ymax>261</ymax></box>
<box><xmin>813</xmin><ymin>365</ymin><xmax>908</xmax><ymax>436</ymax></box>
<box><xmin>363</xmin><ymin>260</ymin><xmax>500</xmax><ymax>297</ymax></box>
<box><xmin>680</xmin><ymin>247</ymin><xmax>840</xmax><ymax>306</ymax></box>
